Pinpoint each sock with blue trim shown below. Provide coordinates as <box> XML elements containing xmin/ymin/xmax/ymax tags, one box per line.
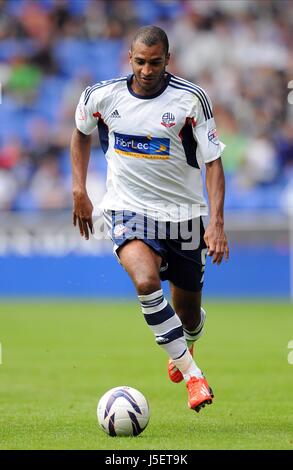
<box><xmin>138</xmin><ymin>289</ymin><xmax>203</xmax><ymax>380</ymax></box>
<box><xmin>184</xmin><ymin>307</ymin><xmax>206</xmax><ymax>349</ymax></box>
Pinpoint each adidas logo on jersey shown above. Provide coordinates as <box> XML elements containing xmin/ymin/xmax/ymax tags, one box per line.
<box><xmin>110</xmin><ymin>109</ymin><xmax>121</xmax><ymax>118</ymax></box>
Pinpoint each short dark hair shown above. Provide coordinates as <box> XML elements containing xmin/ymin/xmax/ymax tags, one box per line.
<box><xmin>131</xmin><ymin>25</ymin><xmax>169</xmax><ymax>55</ymax></box>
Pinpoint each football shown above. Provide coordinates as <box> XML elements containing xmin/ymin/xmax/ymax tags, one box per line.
<box><xmin>97</xmin><ymin>386</ymin><xmax>150</xmax><ymax>437</ymax></box>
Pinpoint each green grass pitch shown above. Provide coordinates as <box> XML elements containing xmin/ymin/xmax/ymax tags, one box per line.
<box><xmin>0</xmin><ymin>300</ymin><xmax>292</xmax><ymax>450</ymax></box>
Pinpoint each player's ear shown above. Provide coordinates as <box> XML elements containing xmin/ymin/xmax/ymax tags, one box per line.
<box><xmin>165</xmin><ymin>53</ymin><xmax>170</xmax><ymax>66</ymax></box>
<box><xmin>128</xmin><ymin>50</ymin><xmax>132</xmax><ymax>63</ymax></box>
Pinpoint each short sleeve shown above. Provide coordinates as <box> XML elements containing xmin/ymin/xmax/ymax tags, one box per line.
<box><xmin>75</xmin><ymin>87</ymin><xmax>98</xmax><ymax>135</ymax></box>
<box><xmin>192</xmin><ymin>91</ymin><xmax>225</xmax><ymax>164</ymax></box>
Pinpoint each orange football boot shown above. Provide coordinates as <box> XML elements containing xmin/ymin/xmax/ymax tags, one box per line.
<box><xmin>186</xmin><ymin>376</ymin><xmax>214</xmax><ymax>412</ymax></box>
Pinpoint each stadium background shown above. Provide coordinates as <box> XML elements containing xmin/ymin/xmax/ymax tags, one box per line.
<box><xmin>0</xmin><ymin>0</ymin><xmax>292</xmax><ymax>298</ymax></box>
<box><xmin>0</xmin><ymin>0</ymin><xmax>293</xmax><ymax>451</ymax></box>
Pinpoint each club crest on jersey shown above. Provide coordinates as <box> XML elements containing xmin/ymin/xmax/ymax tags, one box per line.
<box><xmin>161</xmin><ymin>112</ymin><xmax>176</xmax><ymax>128</ymax></box>
<box><xmin>208</xmin><ymin>128</ymin><xmax>220</xmax><ymax>146</ymax></box>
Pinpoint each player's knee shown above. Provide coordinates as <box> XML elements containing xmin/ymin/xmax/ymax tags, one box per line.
<box><xmin>135</xmin><ymin>276</ymin><xmax>161</xmax><ymax>295</ymax></box>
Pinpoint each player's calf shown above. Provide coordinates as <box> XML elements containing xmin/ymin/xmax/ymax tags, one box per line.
<box><xmin>167</xmin><ymin>308</ymin><xmax>206</xmax><ymax>383</ymax></box>
<box><xmin>138</xmin><ymin>289</ymin><xmax>203</xmax><ymax>377</ymax></box>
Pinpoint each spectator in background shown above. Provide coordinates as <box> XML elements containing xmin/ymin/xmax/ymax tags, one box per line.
<box><xmin>7</xmin><ymin>54</ymin><xmax>42</xmax><ymax>104</ymax></box>
<box><xmin>0</xmin><ymin>0</ymin><xmax>291</xmax><ymax>212</ymax></box>
<box><xmin>236</xmin><ymin>133</ymin><xmax>278</xmax><ymax>188</ymax></box>
<box><xmin>215</xmin><ymin>106</ymin><xmax>248</xmax><ymax>176</ymax></box>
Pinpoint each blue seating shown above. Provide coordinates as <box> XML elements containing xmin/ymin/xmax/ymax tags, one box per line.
<box><xmin>35</xmin><ymin>76</ymin><xmax>67</xmax><ymax>120</ymax></box>
<box><xmin>53</xmin><ymin>39</ymin><xmax>92</xmax><ymax>77</ymax></box>
<box><xmin>88</xmin><ymin>40</ymin><xmax>124</xmax><ymax>81</ymax></box>
<box><xmin>0</xmin><ymin>38</ymin><xmax>37</xmax><ymax>61</ymax></box>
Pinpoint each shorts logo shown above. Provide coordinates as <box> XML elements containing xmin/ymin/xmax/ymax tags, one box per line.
<box><xmin>161</xmin><ymin>112</ymin><xmax>176</xmax><ymax>128</ymax></box>
<box><xmin>114</xmin><ymin>132</ymin><xmax>170</xmax><ymax>160</ymax></box>
<box><xmin>113</xmin><ymin>224</ymin><xmax>128</xmax><ymax>237</ymax></box>
<box><xmin>208</xmin><ymin>128</ymin><xmax>220</xmax><ymax>146</ymax></box>
<box><xmin>159</xmin><ymin>262</ymin><xmax>168</xmax><ymax>273</ymax></box>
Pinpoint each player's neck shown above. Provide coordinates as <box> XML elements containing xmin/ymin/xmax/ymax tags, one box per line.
<box><xmin>131</xmin><ymin>73</ymin><xmax>169</xmax><ymax>97</ymax></box>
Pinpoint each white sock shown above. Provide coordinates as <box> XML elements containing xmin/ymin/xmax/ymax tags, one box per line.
<box><xmin>138</xmin><ymin>289</ymin><xmax>187</xmax><ymax>359</ymax></box>
<box><xmin>184</xmin><ymin>307</ymin><xmax>206</xmax><ymax>348</ymax></box>
<box><xmin>172</xmin><ymin>348</ymin><xmax>204</xmax><ymax>381</ymax></box>
<box><xmin>138</xmin><ymin>289</ymin><xmax>203</xmax><ymax>381</ymax></box>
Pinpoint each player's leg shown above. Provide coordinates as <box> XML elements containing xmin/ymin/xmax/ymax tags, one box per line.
<box><xmin>118</xmin><ymin>239</ymin><xmax>203</xmax><ymax>392</ymax></box>
<box><xmin>170</xmin><ymin>285</ymin><xmax>206</xmax><ymax>349</ymax></box>
<box><xmin>167</xmin><ymin>285</ymin><xmax>207</xmax><ymax>383</ymax></box>
<box><xmin>118</xmin><ymin>239</ymin><xmax>161</xmax><ymax>294</ymax></box>
<box><xmin>167</xmin><ymin>285</ymin><xmax>212</xmax><ymax>411</ymax></box>
<box><xmin>159</xmin><ymin>217</ymin><xmax>213</xmax><ymax>411</ymax></box>
<box><xmin>163</xmin><ymin>217</ymin><xmax>208</xmax><ymax>383</ymax></box>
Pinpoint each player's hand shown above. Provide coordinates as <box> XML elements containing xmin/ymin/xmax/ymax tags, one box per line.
<box><xmin>72</xmin><ymin>191</ymin><xmax>94</xmax><ymax>240</ymax></box>
<box><xmin>204</xmin><ymin>222</ymin><xmax>229</xmax><ymax>265</ymax></box>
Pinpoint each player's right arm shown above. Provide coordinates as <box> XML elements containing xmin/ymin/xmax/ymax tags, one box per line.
<box><xmin>70</xmin><ymin>87</ymin><xmax>98</xmax><ymax>240</ymax></box>
<box><xmin>70</xmin><ymin>128</ymin><xmax>93</xmax><ymax>240</ymax></box>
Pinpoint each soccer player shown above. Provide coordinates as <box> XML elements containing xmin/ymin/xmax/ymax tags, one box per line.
<box><xmin>70</xmin><ymin>26</ymin><xmax>229</xmax><ymax>412</ymax></box>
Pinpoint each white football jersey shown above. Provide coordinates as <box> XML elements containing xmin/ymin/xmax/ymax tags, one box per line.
<box><xmin>75</xmin><ymin>73</ymin><xmax>225</xmax><ymax>221</ymax></box>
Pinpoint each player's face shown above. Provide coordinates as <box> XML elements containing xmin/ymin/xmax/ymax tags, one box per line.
<box><xmin>129</xmin><ymin>41</ymin><xmax>170</xmax><ymax>96</ymax></box>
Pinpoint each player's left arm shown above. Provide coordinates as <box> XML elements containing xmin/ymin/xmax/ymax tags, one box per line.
<box><xmin>204</xmin><ymin>157</ymin><xmax>229</xmax><ymax>265</ymax></box>
<box><xmin>191</xmin><ymin>90</ymin><xmax>229</xmax><ymax>265</ymax></box>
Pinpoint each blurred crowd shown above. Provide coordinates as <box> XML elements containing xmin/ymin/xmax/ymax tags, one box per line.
<box><xmin>0</xmin><ymin>0</ymin><xmax>292</xmax><ymax>212</ymax></box>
